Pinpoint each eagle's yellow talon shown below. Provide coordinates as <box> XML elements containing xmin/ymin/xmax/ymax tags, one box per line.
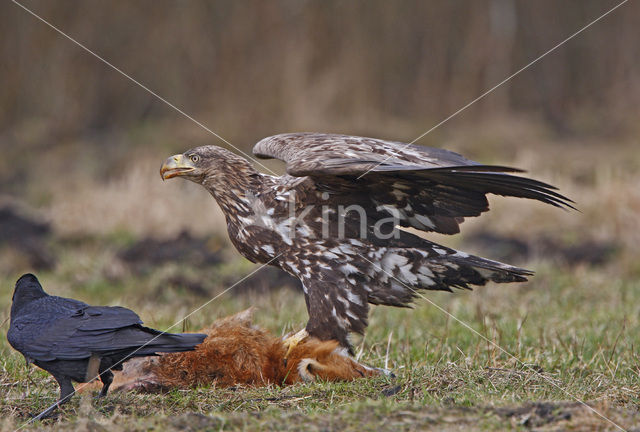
<box><xmin>283</xmin><ymin>329</ymin><xmax>309</xmax><ymax>358</ymax></box>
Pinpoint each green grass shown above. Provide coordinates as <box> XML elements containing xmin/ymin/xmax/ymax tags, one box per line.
<box><xmin>1</xmin><ymin>235</ymin><xmax>639</xmax><ymax>431</ymax></box>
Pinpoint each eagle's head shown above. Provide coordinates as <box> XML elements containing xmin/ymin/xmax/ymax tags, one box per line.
<box><xmin>160</xmin><ymin>146</ymin><xmax>261</xmax><ymax>198</ymax></box>
<box><xmin>160</xmin><ymin>146</ymin><xmax>228</xmax><ymax>183</ymax></box>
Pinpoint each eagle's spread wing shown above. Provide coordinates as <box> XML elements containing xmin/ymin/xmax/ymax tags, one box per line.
<box><xmin>254</xmin><ymin>133</ymin><xmax>574</xmax><ymax>234</ymax></box>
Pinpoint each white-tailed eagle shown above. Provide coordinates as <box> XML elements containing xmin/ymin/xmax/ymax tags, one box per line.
<box><xmin>160</xmin><ymin>133</ymin><xmax>573</xmax><ymax>351</ymax></box>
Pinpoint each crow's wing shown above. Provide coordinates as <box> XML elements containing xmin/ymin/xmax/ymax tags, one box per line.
<box><xmin>13</xmin><ymin>305</ymin><xmax>143</xmax><ymax>360</ymax></box>
<box><xmin>20</xmin><ymin>303</ymin><xmax>204</xmax><ymax>361</ymax></box>
<box><xmin>254</xmin><ymin>133</ymin><xmax>574</xmax><ymax>234</ymax></box>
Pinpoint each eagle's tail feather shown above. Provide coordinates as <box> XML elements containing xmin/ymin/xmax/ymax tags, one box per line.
<box><xmin>363</xmin><ymin>243</ymin><xmax>530</xmax><ymax>307</ymax></box>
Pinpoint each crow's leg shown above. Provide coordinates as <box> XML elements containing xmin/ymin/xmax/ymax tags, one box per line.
<box><xmin>33</xmin><ymin>375</ymin><xmax>74</xmax><ymax>420</ymax></box>
<box><xmin>97</xmin><ymin>369</ymin><xmax>114</xmax><ymax>398</ymax></box>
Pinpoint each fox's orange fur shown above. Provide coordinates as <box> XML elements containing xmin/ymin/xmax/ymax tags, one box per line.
<box><xmin>80</xmin><ymin>309</ymin><xmax>380</xmax><ymax>393</ymax></box>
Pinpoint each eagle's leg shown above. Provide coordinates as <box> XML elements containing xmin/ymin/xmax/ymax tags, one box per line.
<box><xmin>283</xmin><ymin>328</ymin><xmax>309</xmax><ymax>358</ymax></box>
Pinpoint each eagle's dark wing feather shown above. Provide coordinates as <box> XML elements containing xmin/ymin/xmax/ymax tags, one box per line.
<box><xmin>254</xmin><ymin>133</ymin><xmax>575</xmax><ymax>234</ymax></box>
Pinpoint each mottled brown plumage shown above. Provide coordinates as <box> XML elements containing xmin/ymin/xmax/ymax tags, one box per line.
<box><xmin>161</xmin><ymin>133</ymin><xmax>573</xmax><ymax>349</ymax></box>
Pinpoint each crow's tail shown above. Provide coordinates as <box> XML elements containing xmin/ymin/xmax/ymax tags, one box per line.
<box><xmin>135</xmin><ymin>329</ymin><xmax>207</xmax><ymax>355</ymax></box>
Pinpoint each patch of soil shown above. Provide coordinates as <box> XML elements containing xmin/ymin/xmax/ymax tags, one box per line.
<box><xmin>227</xmin><ymin>266</ymin><xmax>302</xmax><ymax>295</ymax></box>
<box><xmin>0</xmin><ymin>205</ymin><xmax>55</xmax><ymax>270</ymax></box>
<box><xmin>117</xmin><ymin>231</ymin><xmax>223</xmax><ymax>274</ymax></box>
<box><xmin>465</xmin><ymin>232</ymin><xmax>618</xmax><ymax>267</ymax></box>
<box><xmin>494</xmin><ymin>401</ymin><xmax>577</xmax><ymax>428</ymax></box>
<box><xmin>153</xmin><ymin>274</ymin><xmax>211</xmax><ymax>298</ymax></box>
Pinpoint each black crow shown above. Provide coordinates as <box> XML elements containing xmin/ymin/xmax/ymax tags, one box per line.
<box><xmin>7</xmin><ymin>273</ymin><xmax>206</xmax><ymax>419</ymax></box>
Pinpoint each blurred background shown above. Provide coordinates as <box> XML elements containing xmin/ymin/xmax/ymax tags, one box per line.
<box><xmin>0</xmin><ymin>0</ymin><xmax>638</xmax><ymax>325</ymax></box>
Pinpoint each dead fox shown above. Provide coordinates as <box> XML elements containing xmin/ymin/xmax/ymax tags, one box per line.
<box><xmin>80</xmin><ymin>308</ymin><xmax>383</xmax><ymax>393</ymax></box>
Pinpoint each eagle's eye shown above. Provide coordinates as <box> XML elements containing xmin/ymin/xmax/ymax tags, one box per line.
<box><xmin>190</xmin><ymin>154</ymin><xmax>200</xmax><ymax>163</ymax></box>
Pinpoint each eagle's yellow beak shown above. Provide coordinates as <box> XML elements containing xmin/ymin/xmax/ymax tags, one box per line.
<box><xmin>160</xmin><ymin>154</ymin><xmax>195</xmax><ymax>180</ymax></box>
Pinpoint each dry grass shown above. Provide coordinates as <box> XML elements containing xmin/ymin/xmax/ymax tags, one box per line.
<box><xmin>46</xmin><ymin>161</ymin><xmax>226</xmax><ymax>238</ymax></box>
